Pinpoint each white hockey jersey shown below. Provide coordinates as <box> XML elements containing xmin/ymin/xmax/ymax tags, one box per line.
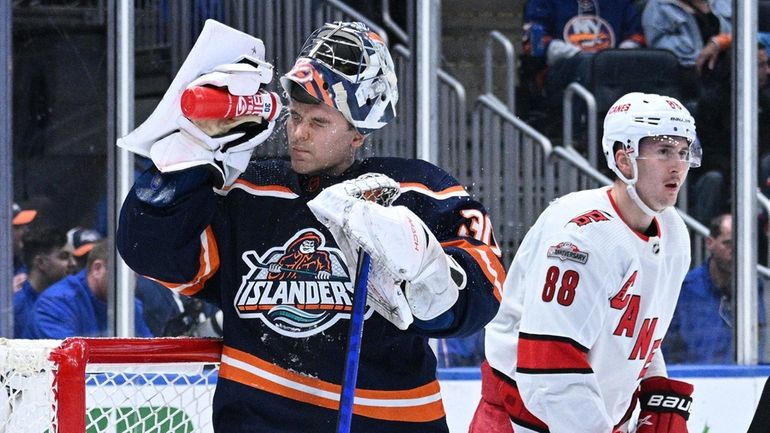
<box><xmin>485</xmin><ymin>186</ymin><xmax>691</xmax><ymax>432</ymax></box>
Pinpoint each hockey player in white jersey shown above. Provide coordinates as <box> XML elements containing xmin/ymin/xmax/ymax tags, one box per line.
<box><xmin>470</xmin><ymin>92</ymin><xmax>700</xmax><ymax>433</ymax></box>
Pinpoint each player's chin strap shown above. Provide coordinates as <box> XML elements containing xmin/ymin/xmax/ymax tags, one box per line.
<box><xmin>626</xmin><ymin>183</ymin><xmax>663</xmax><ymax>218</ymax></box>
<box><xmin>618</xmin><ymin>158</ymin><xmax>664</xmax><ymax>218</ymax></box>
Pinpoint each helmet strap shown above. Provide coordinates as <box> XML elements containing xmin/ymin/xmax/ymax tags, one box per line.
<box><xmin>626</xmin><ymin>183</ymin><xmax>663</xmax><ymax>217</ymax></box>
<box><xmin>611</xmin><ymin>146</ymin><xmax>665</xmax><ymax>217</ymax></box>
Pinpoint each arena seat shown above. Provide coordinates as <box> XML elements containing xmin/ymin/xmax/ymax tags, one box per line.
<box><xmin>589</xmin><ymin>48</ymin><xmax>686</xmax><ymax>119</ymax></box>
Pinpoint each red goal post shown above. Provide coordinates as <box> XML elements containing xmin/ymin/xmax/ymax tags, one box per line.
<box><xmin>0</xmin><ymin>337</ymin><xmax>222</xmax><ymax>433</ymax></box>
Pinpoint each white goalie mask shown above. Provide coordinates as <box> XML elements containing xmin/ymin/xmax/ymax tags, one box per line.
<box><xmin>601</xmin><ymin>92</ymin><xmax>700</xmax><ymax>216</ymax></box>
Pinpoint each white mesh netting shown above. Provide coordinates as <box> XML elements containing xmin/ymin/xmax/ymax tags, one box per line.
<box><xmin>0</xmin><ymin>338</ymin><xmax>220</xmax><ymax>433</ymax></box>
<box><xmin>0</xmin><ymin>338</ymin><xmax>60</xmax><ymax>433</ymax></box>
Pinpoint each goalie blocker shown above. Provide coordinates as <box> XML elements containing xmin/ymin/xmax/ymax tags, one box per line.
<box><xmin>117</xmin><ymin>20</ymin><xmax>282</xmax><ymax>188</ymax></box>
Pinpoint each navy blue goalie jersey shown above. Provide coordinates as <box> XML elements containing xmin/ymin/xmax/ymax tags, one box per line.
<box><xmin>117</xmin><ymin>157</ymin><xmax>504</xmax><ymax>433</ymax></box>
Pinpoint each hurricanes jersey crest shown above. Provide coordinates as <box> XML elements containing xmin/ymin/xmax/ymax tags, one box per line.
<box><xmin>234</xmin><ymin>229</ymin><xmax>370</xmax><ymax>337</ymax></box>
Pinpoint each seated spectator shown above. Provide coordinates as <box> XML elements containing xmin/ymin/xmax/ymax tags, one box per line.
<box><xmin>12</xmin><ymin>202</ymin><xmax>37</xmax><ymax>292</ymax></box>
<box><xmin>666</xmin><ymin>214</ymin><xmax>767</xmax><ymax>363</ymax></box>
<box><xmin>26</xmin><ymin>240</ymin><xmax>152</xmax><ymax>338</ymax></box>
<box><xmin>522</xmin><ymin>0</ymin><xmax>644</xmax><ymax>123</ymax></box>
<box><xmin>13</xmin><ymin>226</ymin><xmax>77</xmax><ymax>338</ymax></box>
<box><xmin>642</xmin><ymin>0</ymin><xmax>731</xmax><ymax>70</ymax></box>
<box><xmin>66</xmin><ymin>227</ymin><xmax>103</xmax><ymax>270</ymax></box>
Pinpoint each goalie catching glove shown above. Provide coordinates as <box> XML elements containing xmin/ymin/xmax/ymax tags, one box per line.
<box><xmin>635</xmin><ymin>377</ymin><xmax>693</xmax><ymax>433</ymax></box>
<box><xmin>307</xmin><ymin>173</ymin><xmax>467</xmax><ymax>330</ymax></box>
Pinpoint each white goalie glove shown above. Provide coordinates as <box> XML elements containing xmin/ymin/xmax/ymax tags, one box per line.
<box><xmin>308</xmin><ymin>173</ymin><xmax>467</xmax><ymax>330</ymax></box>
<box><xmin>117</xmin><ymin>20</ymin><xmax>281</xmax><ymax>188</ymax></box>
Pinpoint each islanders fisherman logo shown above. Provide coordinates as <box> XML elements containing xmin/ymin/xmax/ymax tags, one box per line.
<box><xmin>234</xmin><ymin>229</ymin><xmax>370</xmax><ymax>337</ymax></box>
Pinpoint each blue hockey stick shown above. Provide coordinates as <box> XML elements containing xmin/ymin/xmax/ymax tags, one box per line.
<box><xmin>336</xmin><ymin>248</ymin><xmax>371</xmax><ymax>433</ymax></box>
<box><xmin>323</xmin><ymin>173</ymin><xmax>400</xmax><ymax>433</ymax></box>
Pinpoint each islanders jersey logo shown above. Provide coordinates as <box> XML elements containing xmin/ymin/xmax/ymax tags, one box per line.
<box><xmin>563</xmin><ymin>14</ymin><xmax>615</xmax><ymax>52</ymax></box>
<box><xmin>234</xmin><ymin>229</ymin><xmax>371</xmax><ymax>337</ymax></box>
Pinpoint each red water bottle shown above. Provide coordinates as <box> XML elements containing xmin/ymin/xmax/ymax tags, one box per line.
<box><xmin>180</xmin><ymin>86</ymin><xmax>280</xmax><ymax>121</ymax></box>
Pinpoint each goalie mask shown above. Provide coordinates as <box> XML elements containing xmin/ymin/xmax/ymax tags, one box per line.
<box><xmin>601</xmin><ymin>92</ymin><xmax>700</xmax><ymax>216</ymax></box>
<box><xmin>280</xmin><ymin>21</ymin><xmax>399</xmax><ymax>135</ymax></box>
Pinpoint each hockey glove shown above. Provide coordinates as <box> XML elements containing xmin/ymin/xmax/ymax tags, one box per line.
<box><xmin>636</xmin><ymin>377</ymin><xmax>693</xmax><ymax>433</ymax></box>
<box><xmin>118</xmin><ymin>21</ymin><xmax>278</xmax><ymax>188</ymax></box>
<box><xmin>308</xmin><ymin>174</ymin><xmax>466</xmax><ymax>330</ymax></box>
<box><xmin>150</xmin><ymin>56</ymin><xmax>280</xmax><ymax>188</ymax></box>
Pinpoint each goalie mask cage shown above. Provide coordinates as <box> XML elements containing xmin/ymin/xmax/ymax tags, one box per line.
<box><xmin>0</xmin><ymin>337</ymin><xmax>222</xmax><ymax>433</ymax></box>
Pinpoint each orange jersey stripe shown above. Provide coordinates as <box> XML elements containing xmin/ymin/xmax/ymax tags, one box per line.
<box><xmin>440</xmin><ymin>239</ymin><xmax>504</xmax><ymax>301</ymax></box>
<box><xmin>220</xmin><ymin>346</ymin><xmax>445</xmax><ymax>422</ymax></box>
<box><xmin>220</xmin><ymin>180</ymin><xmax>298</xmax><ymax>198</ymax></box>
<box><xmin>517</xmin><ymin>333</ymin><xmax>591</xmax><ymax>373</ymax></box>
<box><xmin>399</xmin><ymin>182</ymin><xmax>468</xmax><ymax>200</ymax></box>
<box><xmin>149</xmin><ymin>226</ymin><xmax>220</xmax><ymax>296</ymax></box>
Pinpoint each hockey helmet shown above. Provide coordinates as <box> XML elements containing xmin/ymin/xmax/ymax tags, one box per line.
<box><xmin>602</xmin><ymin>92</ymin><xmax>700</xmax><ymax>184</ymax></box>
<box><xmin>280</xmin><ymin>21</ymin><xmax>398</xmax><ymax>135</ymax></box>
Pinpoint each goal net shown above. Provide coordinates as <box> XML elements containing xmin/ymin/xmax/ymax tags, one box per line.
<box><xmin>0</xmin><ymin>337</ymin><xmax>222</xmax><ymax>433</ymax></box>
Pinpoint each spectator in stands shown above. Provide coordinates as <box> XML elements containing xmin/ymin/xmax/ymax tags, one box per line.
<box><xmin>12</xmin><ymin>202</ymin><xmax>37</xmax><ymax>293</ymax></box>
<box><xmin>521</xmin><ymin>0</ymin><xmax>645</xmax><ymax>121</ymax></box>
<box><xmin>66</xmin><ymin>227</ymin><xmax>103</xmax><ymax>270</ymax></box>
<box><xmin>642</xmin><ymin>0</ymin><xmax>732</xmax><ymax>70</ymax></box>
<box><xmin>642</xmin><ymin>0</ymin><xmax>732</xmax><ymax>153</ymax></box>
<box><xmin>666</xmin><ymin>213</ymin><xmax>767</xmax><ymax>363</ymax></box>
<box><xmin>26</xmin><ymin>240</ymin><xmax>153</xmax><ymax>338</ymax></box>
<box><xmin>13</xmin><ymin>226</ymin><xmax>77</xmax><ymax>338</ymax></box>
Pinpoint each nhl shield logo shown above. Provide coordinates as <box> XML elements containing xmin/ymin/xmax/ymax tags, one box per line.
<box><xmin>652</xmin><ymin>241</ymin><xmax>660</xmax><ymax>255</ymax></box>
<box><xmin>234</xmin><ymin>229</ymin><xmax>368</xmax><ymax>337</ymax></box>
